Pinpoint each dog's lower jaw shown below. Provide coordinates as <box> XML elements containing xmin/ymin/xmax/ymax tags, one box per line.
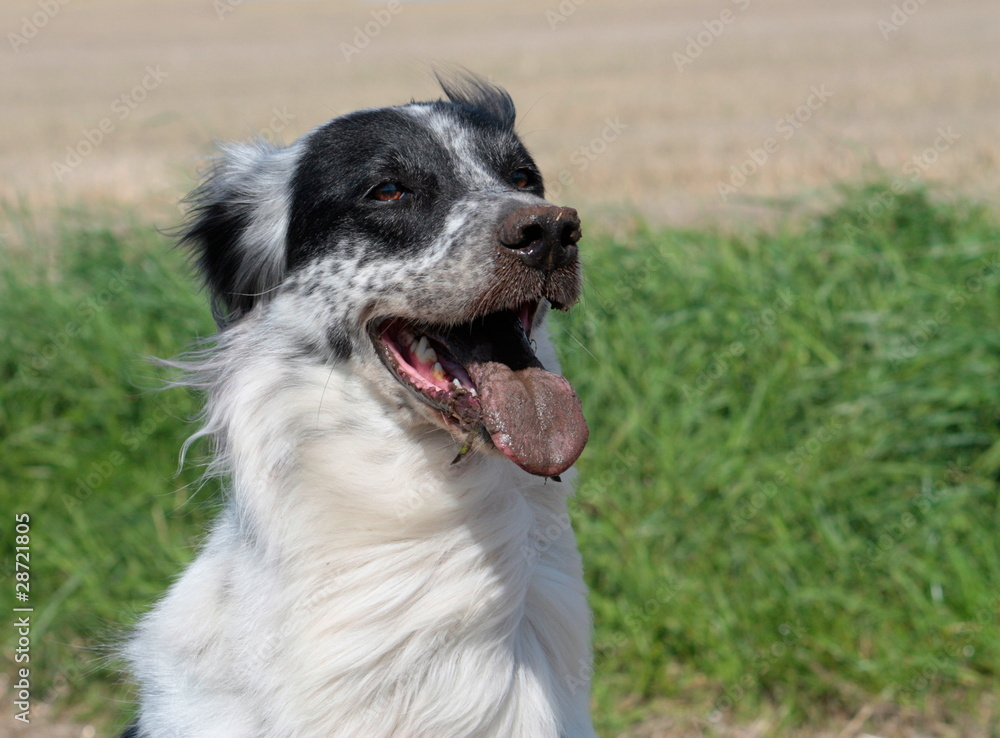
<box><xmin>126</xmin><ymin>349</ymin><xmax>595</xmax><ymax>738</ymax></box>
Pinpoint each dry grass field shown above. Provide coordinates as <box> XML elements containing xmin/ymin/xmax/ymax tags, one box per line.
<box><xmin>3</xmin><ymin>0</ymin><xmax>998</xmax><ymax>227</ymax></box>
<box><xmin>2</xmin><ymin>1</ymin><xmax>999</xmax><ymax>736</ymax></box>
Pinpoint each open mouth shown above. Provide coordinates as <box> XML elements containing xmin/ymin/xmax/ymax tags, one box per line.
<box><xmin>370</xmin><ymin>300</ymin><xmax>588</xmax><ymax>478</ymax></box>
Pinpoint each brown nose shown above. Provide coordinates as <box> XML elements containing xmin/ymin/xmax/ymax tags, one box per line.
<box><xmin>497</xmin><ymin>205</ymin><xmax>581</xmax><ymax>271</ymax></box>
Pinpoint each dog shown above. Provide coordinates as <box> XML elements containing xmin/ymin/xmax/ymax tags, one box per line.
<box><xmin>123</xmin><ymin>73</ymin><xmax>595</xmax><ymax>738</ymax></box>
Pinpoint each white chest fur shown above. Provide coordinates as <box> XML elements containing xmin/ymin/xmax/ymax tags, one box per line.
<box><xmin>127</xmin><ymin>355</ymin><xmax>595</xmax><ymax>738</ymax></box>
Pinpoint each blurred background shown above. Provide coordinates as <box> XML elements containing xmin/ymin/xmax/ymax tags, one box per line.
<box><xmin>4</xmin><ymin>0</ymin><xmax>998</xmax><ymax>224</ymax></box>
<box><xmin>1</xmin><ymin>0</ymin><xmax>998</xmax><ymax>736</ymax></box>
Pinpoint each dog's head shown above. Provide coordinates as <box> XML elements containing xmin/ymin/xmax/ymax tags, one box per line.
<box><xmin>180</xmin><ymin>73</ymin><xmax>588</xmax><ymax>478</ymax></box>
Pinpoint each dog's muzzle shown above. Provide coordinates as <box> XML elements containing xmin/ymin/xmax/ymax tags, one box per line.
<box><xmin>370</xmin><ymin>202</ymin><xmax>589</xmax><ymax>477</ymax></box>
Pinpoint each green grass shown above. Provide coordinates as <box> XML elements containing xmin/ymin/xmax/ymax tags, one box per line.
<box><xmin>2</xmin><ymin>183</ymin><xmax>999</xmax><ymax>734</ymax></box>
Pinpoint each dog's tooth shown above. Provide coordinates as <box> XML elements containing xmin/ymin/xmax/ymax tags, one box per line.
<box><xmin>414</xmin><ymin>336</ymin><xmax>438</xmax><ymax>365</ymax></box>
<box><xmin>469</xmin><ymin>387</ymin><xmax>478</xmax><ymax>397</ymax></box>
<box><xmin>431</xmin><ymin>362</ymin><xmax>446</xmax><ymax>382</ymax></box>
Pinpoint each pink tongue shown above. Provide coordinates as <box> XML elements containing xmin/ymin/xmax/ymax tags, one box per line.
<box><xmin>464</xmin><ymin>360</ymin><xmax>588</xmax><ymax>478</ymax></box>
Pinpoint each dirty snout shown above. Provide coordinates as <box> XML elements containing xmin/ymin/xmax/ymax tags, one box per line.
<box><xmin>436</xmin><ymin>202</ymin><xmax>587</xmax><ymax>477</ymax></box>
<box><xmin>498</xmin><ymin>204</ymin><xmax>582</xmax><ymax>271</ymax></box>
<box><xmin>493</xmin><ymin>203</ymin><xmax>583</xmax><ymax>311</ymax></box>
<box><xmin>371</xmin><ymin>201</ymin><xmax>589</xmax><ymax>478</ymax></box>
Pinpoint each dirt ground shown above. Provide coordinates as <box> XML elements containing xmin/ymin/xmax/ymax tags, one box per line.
<box><xmin>2</xmin><ymin>0</ymin><xmax>999</xmax><ymax>735</ymax></box>
<box><xmin>1</xmin><ymin>695</ymin><xmax>997</xmax><ymax>738</ymax></box>
<box><xmin>2</xmin><ymin>0</ymin><xmax>998</xmax><ymax>228</ymax></box>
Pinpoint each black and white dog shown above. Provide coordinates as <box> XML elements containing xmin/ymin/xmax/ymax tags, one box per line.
<box><xmin>124</xmin><ymin>74</ymin><xmax>595</xmax><ymax>737</ymax></box>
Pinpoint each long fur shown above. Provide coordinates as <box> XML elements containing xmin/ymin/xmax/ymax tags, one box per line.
<box><xmin>125</xmin><ymin>75</ymin><xmax>595</xmax><ymax>738</ymax></box>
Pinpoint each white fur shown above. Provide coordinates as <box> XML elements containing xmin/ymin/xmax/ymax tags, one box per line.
<box><xmin>126</xmin><ymin>87</ymin><xmax>595</xmax><ymax>737</ymax></box>
<box><xmin>127</xmin><ymin>308</ymin><xmax>594</xmax><ymax>738</ymax></box>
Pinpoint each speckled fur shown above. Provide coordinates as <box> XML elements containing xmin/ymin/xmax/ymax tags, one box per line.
<box><xmin>124</xmin><ymin>76</ymin><xmax>595</xmax><ymax>738</ymax></box>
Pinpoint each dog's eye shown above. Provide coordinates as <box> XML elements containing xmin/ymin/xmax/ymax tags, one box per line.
<box><xmin>511</xmin><ymin>170</ymin><xmax>534</xmax><ymax>189</ymax></box>
<box><xmin>369</xmin><ymin>183</ymin><xmax>409</xmax><ymax>202</ymax></box>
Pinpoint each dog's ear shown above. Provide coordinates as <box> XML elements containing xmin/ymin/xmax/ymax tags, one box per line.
<box><xmin>435</xmin><ymin>70</ymin><xmax>516</xmax><ymax>130</ymax></box>
<box><xmin>179</xmin><ymin>140</ymin><xmax>299</xmax><ymax>326</ymax></box>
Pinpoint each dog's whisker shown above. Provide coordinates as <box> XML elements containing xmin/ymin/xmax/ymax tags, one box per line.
<box><xmin>224</xmin><ymin>283</ymin><xmax>286</xmax><ymax>299</ymax></box>
<box><xmin>562</xmin><ymin>328</ymin><xmax>604</xmax><ymax>366</ymax></box>
<box><xmin>316</xmin><ymin>363</ymin><xmax>338</xmax><ymax>429</ymax></box>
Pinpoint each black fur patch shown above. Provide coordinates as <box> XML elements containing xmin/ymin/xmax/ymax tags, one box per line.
<box><xmin>178</xmin><ymin>72</ymin><xmax>540</xmax><ymax>329</ymax></box>
<box><xmin>434</xmin><ymin>70</ymin><xmax>517</xmax><ymax>130</ymax></box>
<box><xmin>286</xmin><ymin>108</ymin><xmax>456</xmax><ymax>270</ymax></box>
<box><xmin>326</xmin><ymin>328</ymin><xmax>353</xmax><ymax>360</ymax></box>
<box><xmin>285</xmin><ymin>99</ymin><xmax>540</xmax><ymax>271</ymax></box>
<box><xmin>179</xmin><ymin>189</ymin><xmax>256</xmax><ymax>325</ymax></box>
<box><xmin>177</xmin><ymin>140</ymin><xmax>293</xmax><ymax>326</ymax></box>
